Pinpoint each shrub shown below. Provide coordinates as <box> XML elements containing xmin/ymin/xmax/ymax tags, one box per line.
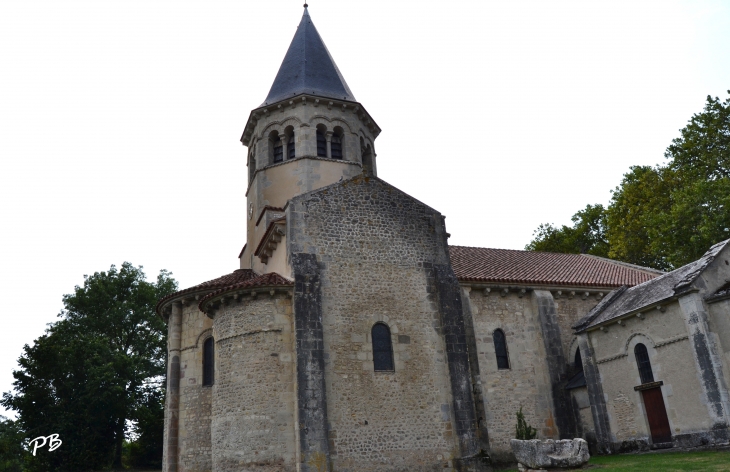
<box><xmin>515</xmin><ymin>407</ymin><xmax>537</xmax><ymax>440</ymax></box>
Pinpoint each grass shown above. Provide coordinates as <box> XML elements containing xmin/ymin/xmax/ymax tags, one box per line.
<box><xmin>502</xmin><ymin>449</ymin><xmax>730</xmax><ymax>471</ymax></box>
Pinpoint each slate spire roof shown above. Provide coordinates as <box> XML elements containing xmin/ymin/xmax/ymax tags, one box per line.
<box><xmin>262</xmin><ymin>5</ymin><xmax>356</xmax><ymax>106</ymax></box>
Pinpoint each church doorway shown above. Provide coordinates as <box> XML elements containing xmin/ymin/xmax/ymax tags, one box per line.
<box><xmin>641</xmin><ymin>387</ymin><xmax>672</xmax><ymax>444</ymax></box>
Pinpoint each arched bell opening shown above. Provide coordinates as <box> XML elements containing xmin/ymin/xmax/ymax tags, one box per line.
<box><xmin>331</xmin><ymin>126</ymin><xmax>344</xmax><ymax>160</ymax></box>
<box><xmin>269</xmin><ymin>130</ymin><xmax>283</xmax><ymax>164</ymax></box>
<box><xmin>284</xmin><ymin>125</ymin><xmax>295</xmax><ymax>160</ymax></box>
<box><xmin>316</xmin><ymin>124</ymin><xmax>328</xmax><ymax>158</ymax></box>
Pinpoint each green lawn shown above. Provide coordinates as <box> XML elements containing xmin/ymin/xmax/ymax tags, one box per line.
<box><xmin>503</xmin><ymin>449</ymin><xmax>730</xmax><ymax>471</ymax></box>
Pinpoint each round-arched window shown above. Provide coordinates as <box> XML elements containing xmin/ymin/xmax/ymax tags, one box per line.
<box><xmin>634</xmin><ymin>343</ymin><xmax>654</xmax><ymax>384</ymax></box>
<box><xmin>372</xmin><ymin>323</ymin><xmax>394</xmax><ymax>371</ymax></box>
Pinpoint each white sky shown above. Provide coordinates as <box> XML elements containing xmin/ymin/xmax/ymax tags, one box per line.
<box><xmin>1</xmin><ymin>0</ymin><xmax>729</xmax><ymax>417</ymax></box>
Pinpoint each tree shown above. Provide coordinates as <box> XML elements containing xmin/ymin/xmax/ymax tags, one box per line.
<box><xmin>527</xmin><ymin>92</ymin><xmax>730</xmax><ymax>270</ymax></box>
<box><xmin>525</xmin><ymin>204</ymin><xmax>609</xmax><ymax>257</ymax></box>
<box><xmin>1</xmin><ymin>263</ymin><xmax>177</xmax><ymax>471</ymax></box>
<box><xmin>659</xmin><ymin>93</ymin><xmax>730</xmax><ymax>266</ymax></box>
<box><xmin>604</xmin><ymin>165</ymin><xmax>674</xmax><ymax>271</ymax></box>
<box><xmin>0</xmin><ymin>417</ymin><xmax>27</xmax><ymax>472</ymax></box>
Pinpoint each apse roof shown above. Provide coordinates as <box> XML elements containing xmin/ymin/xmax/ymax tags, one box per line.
<box><xmin>262</xmin><ymin>6</ymin><xmax>355</xmax><ymax>106</ymax></box>
<box><xmin>155</xmin><ymin>268</ymin><xmax>257</xmax><ymax>315</ymax></box>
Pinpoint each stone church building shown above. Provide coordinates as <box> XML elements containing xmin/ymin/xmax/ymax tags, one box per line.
<box><xmin>156</xmin><ymin>6</ymin><xmax>730</xmax><ymax>471</ymax></box>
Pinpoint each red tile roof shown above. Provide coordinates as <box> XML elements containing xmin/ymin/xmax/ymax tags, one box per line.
<box><xmin>449</xmin><ymin>246</ymin><xmax>662</xmax><ymax>288</ymax></box>
<box><xmin>156</xmin><ymin>269</ymin><xmax>257</xmax><ymax>314</ymax></box>
<box><xmin>198</xmin><ymin>272</ymin><xmax>293</xmax><ymax>311</ymax></box>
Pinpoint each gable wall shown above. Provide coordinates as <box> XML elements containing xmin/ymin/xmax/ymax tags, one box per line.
<box><xmin>697</xmin><ymin>246</ymin><xmax>730</xmax><ymax>295</ymax></box>
<box><xmin>587</xmin><ymin>302</ymin><xmax>708</xmax><ymax>445</ymax></box>
<box><xmin>288</xmin><ymin>177</ymin><xmax>472</xmax><ymax>471</ymax></box>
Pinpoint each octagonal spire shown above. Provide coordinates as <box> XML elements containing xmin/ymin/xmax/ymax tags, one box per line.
<box><xmin>262</xmin><ymin>6</ymin><xmax>355</xmax><ymax>106</ymax></box>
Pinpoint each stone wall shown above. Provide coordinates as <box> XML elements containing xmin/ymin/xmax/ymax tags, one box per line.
<box><xmin>708</xmin><ymin>299</ymin><xmax>730</xmax><ymax>389</ymax></box>
<box><xmin>288</xmin><ymin>175</ymin><xmax>481</xmax><ymax>471</ymax></box>
<box><xmin>464</xmin><ymin>289</ymin><xmax>554</xmax><ymax>461</ymax></box>
<box><xmin>460</xmin><ymin>287</ymin><xmax>618</xmax><ymax>459</ymax></box>
<box><xmin>554</xmin><ymin>294</ymin><xmax>603</xmax><ymax>361</ymax></box>
<box><xmin>177</xmin><ymin>304</ymin><xmax>214</xmax><ymax>472</ymax></box>
<box><xmin>569</xmin><ymin>387</ymin><xmax>595</xmax><ymax>442</ymax></box>
<box><xmin>211</xmin><ymin>294</ymin><xmax>297</xmax><ymax>471</ymax></box>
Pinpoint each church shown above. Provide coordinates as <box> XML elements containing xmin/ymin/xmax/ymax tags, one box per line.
<box><xmin>156</xmin><ymin>6</ymin><xmax>730</xmax><ymax>471</ymax></box>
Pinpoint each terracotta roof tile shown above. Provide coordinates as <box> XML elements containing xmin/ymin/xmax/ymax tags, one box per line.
<box><xmin>156</xmin><ymin>269</ymin><xmax>257</xmax><ymax>314</ymax></box>
<box><xmin>198</xmin><ymin>272</ymin><xmax>293</xmax><ymax>311</ymax></box>
<box><xmin>449</xmin><ymin>246</ymin><xmax>662</xmax><ymax>288</ymax></box>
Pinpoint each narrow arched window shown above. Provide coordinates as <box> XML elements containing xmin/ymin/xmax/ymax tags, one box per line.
<box><xmin>575</xmin><ymin>349</ymin><xmax>583</xmax><ymax>372</ymax></box>
<box><xmin>331</xmin><ymin>135</ymin><xmax>342</xmax><ymax>159</ymax></box>
<box><xmin>316</xmin><ymin>130</ymin><xmax>327</xmax><ymax>157</ymax></box>
<box><xmin>372</xmin><ymin>323</ymin><xmax>394</xmax><ymax>371</ymax></box>
<box><xmin>287</xmin><ymin>132</ymin><xmax>295</xmax><ymax>159</ymax></box>
<box><xmin>203</xmin><ymin>337</ymin><xmax>215</xmax><ymax>386</ymax></box>
<box><xmin>634</xmin><ymin>343</ymin><xmax>654</xmax><ymax>384</ymax></box>
<box><xmin>273</xmin><ymin>135</ymin><xmax>283</xmax><ymax>163</ymax></box>
<box><xmin>493</xmin><ymin>329</ymin><xmax>509</xmax><ymax>369</ymax></box>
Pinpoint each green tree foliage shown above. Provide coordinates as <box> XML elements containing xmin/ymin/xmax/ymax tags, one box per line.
<box><xmin>515</xmin><ymin>406</ymin><xmax>537</xmax><ymax>440</ymax></box>
<box><xmin>525</xmin><ymin>204</ymin><xmax>609</xmax><ymax>258</ymax></box>
<box><xmin>604</xmin><ymin>165</ymin><xmax>674</xmax><ymax>270</ymax></box>
<box><xmin>528</xmin><ymin>92</ymin><xmax>730</xmax><ymax>270</ymax></box>
<box><xmin>1</xmin><ymin>263</ymin><xmax>177</xmax><ymax>471</ymax></box>
<box><xmin>0</xmin><ymin>417</ymin><xmax>27</xmax><ymax>472</ymax></box>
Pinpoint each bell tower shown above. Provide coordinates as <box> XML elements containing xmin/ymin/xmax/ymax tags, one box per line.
<box><xmin>239</xmin><ymin>5</ymin><xmax>381</xmax><ymax>274</ymax></box>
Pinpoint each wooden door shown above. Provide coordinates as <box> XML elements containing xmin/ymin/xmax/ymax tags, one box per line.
<box><xmin>641</xmin><ymin>387</ymin><xmax>672</xmax><ymax>444</ymax></box>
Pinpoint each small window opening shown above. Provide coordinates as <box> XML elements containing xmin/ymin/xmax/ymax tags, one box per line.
<box><xmin>331</xmin><ymin>135</ymin><xmax>342</xmax><ymax>159</ymax></box>
<box><xmin>493</xmin><ymin>329</ymin><xmax>510</xmax><ymax>369</ymax></box>
<box><xmin>372</xmin><ymin>323</ymin><xmax>394</xmax><ymax>371</ymax></box>
<box><xmin>273</xmin><ymin>136</ymin><xmax>283</xmax><ymax>163</ymax></box>
<box><xmin>634</xmin><ymin>343</ymin><xmax>654</xmax><ymax>384</ymax></box>
<box><xmin>316</xmin><ymin>130</ymin><xmax>327</xmax><ymax>157</ymax></box>
<box><xmin>203</xmin><ymin>337</ymin><xmax>215</xmax><ymax>386</ymax></box>
<box><xmin>287</xmin><ymin>132</ymin><xmax>295</xmax><ymax>159</ymax></box>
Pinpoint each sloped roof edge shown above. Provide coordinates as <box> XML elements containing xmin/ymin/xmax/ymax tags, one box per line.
<box><xmin>156</xmin><ymin>268</ymin><xmax>258</xmax><ymax>317</ymax></box>
<box><xmin>574</xmin><ymin>239</ymin><xmax>730</xmax><ymax>331</ymax></box>
<box><xmin>572</xmin><ymin>286</ymin><xmax>628</xmax><ymax>332</ymax></box>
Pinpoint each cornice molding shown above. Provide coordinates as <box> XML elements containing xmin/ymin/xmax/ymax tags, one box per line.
<box><xmin>241</xmin><ymin>93</ymin><xmax>381</xmax><ymax>146</ymax></box>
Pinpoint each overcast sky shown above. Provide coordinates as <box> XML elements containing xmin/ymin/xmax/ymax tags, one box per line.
<box><xmin>1</xmin><ymin>0</ymin><xmax>729</xmax><ymax>417</ymax></box>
